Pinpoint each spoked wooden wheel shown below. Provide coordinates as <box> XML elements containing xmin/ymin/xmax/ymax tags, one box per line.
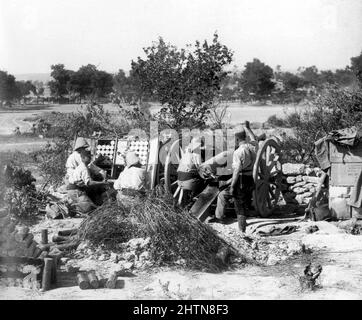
<box><xmin>253</xmin><ymin>137</ymin><xmax>283</xmax><ymax>217</ymax></box>
<box><xmin>164</xmin><ymin>139</ymin><xmax>182</xmax><ymax>194</ymax></box>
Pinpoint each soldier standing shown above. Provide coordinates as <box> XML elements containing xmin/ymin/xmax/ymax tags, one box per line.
<box><xmin>214</xmin><ymin>121</ymin><xmax>258</xmax><ymax>233</ymax></box>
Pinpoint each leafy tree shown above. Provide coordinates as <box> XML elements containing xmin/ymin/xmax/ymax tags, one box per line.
<box><xmin>113</xmin><ymin>69</ymin><xmax>144</xmax><ymax>104</ymax></box>
<box><xmin>0</xmin><ymin>70</ymin><xmax>18</xmax><ymax>102</ymax></box>
<box><xmin>131</xmin><ymin>33</ymin><xmax>233</xmax><ymax>129</ymax></box>
<box><xmin>33</xmin><ymin>80</ymin><xmax>45</xmax><ymax>96</ymax></box>
<box><xmin>69</xmin><ymin>64</ymin><xmax>113</xmax><ymax>102</ymax></box>
<box><xmin>240</xmin><ymin>58</ymin><xmax>275</xmax><ymax>99</ymax></box>
<box><xmin>220</xmin><ymin>72</ymin><xmax>240</xmax><ymax>101</ymax></box>
<box><xmin>350</xmin><ymin>51</ymin><xmax>362</xmax><ymax>86</ymax></box>
<box><xmin>299</xmin><ymin>66</ymin><xmax>320</xmax><ymax>88</ymax></box>
<box><xmin>279</xmin><ymin>72</ymin><xmax>304</xmax><ymax>91</ymax></box>
<box><xmin>334</xmin><ymin>68</ymin><xmax>356</xmax><ymax>87</ymax></box>
<box><xmin>15</xmin><ymin>80</ymin><xmax>36</xmax><ymax>98</ymax></box>
<box><xmin>319</xmin><ymin>70</ymin><xmax>336</xmax><ymax>85</ymax></box>
<box><xmin>48</xmin><ymin>64</ymin><xmax>73</xmax><ymax>99</ymax></box>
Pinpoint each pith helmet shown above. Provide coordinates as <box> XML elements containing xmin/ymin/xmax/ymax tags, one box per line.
<box><xmin>126</xmin><ymin>151</ymin><xmax>140</xmax><ymax>168</ymax></box>
<box><xmin>74</xmin><ymin>137</ymin><xmax>89</xmax><ymax>151</ymax></box>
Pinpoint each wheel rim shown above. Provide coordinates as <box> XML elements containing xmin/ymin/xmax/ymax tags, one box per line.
<box><xmin>253</xmin><ymin>138</ymin><xmax>282</xmax><ymax>217</ymax></box>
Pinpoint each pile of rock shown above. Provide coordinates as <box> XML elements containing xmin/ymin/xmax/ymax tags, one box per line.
<box><xmin>281</xmin><ymin>163</ymin><xmax>324</xmax><ymax>206</ymax></box>
<box><xmin>211</xmin><ymin>223</ymin><xmax>306</xmax><ymax>266</ymax></box>
<box><xmin>71</xmin><ymin>237</ymin><xmax>153</xmax><ymax>273</ymax></box>
<box><xmin>0</xmin><ymin>262</ymin><xmax>42</xmax><ymax>289</ymax></box>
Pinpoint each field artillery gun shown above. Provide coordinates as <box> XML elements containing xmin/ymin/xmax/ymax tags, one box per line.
<box><xmin>163</xmin><ymin>136</ymin><xmax>283</xmax><ymax>219</ymax></box>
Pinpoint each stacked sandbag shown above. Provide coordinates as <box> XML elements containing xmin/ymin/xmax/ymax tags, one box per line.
<box><xmin>281</xmin><ymin>163</ymin><xmax>324</xmax><ymax>206</ymax></box>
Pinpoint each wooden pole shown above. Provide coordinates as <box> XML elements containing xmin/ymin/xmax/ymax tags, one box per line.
<box><xmin>87</xmin><ymin>271</ymin><xmax>99</xmax><ymax>289</ymax></box>
<box><xmin>32</xmin><ymin>247</ymin><xmax>42</xmax><ymax>258</ymax></box>
<box><xmin>41</xmin><ymin>258</ymin><xmax>53</xmax><ymax>291</ymax></box>
<box><xmin>26</xmin><ymin>242</ymin><xmax>37</xmax><ymax>257</ymax></box>
<box><xmin>77</xmin><ymin>273</ymin><xmax>90</xmax><ymax>290</ymax></box>
<box><xmin>55</xmin><ymin>241</ymin><xmax>80</xmax><ymax>251</ymax></box>
<box><xmin>106</xmin><ymin>272</ymin><xmax>118</xmax><ymax>289</ymax></box>
<box><xmin>41</xmin><ymin>229</ymin><xmax>48</xmax><ymax>244</ymax></box>
<box><xmin>23</xmin><ymin>233</ymin><xmax>34</xmax><ymax>247</ymax></box>
<box><xmin>58</xmin><ymin>229</ymin><xmax>78</xmax><ymax>237</ymax></box>
<box><xmin>52</xmin><ymin>235</ymin><xmax>72</xmax><ymax>243</ymax></box>
<box><xmin>48</xmin><ymin>253</ymin><xmax>62</xmax><ymax>285</ymax></box>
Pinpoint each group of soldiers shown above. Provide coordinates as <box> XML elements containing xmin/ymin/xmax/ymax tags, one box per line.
<box><xmin>64</xmin><ymin>120</ymin><xmax>259</xmax><ymax>233</ymax></box>
<box><xmin>177</xmin><ymin>121</ymin><xmax>259</xmax><ymax>233</ymax></box>
<box><xmin>63</xmin><ymin>137</ymin><xmax>147</xmax><ymax>207</ymax></box>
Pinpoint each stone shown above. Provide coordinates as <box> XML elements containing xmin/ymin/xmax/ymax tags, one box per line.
<box><xmin>134</xmin><ymin>261</ymin><xmax>144</xmax><ymax>269</ymax></box>
<box><xmin>291</xmin><ymin>181</ymin><xmax>307</xmax><ymax>188</ymax></box>
<box><xmin>307</xmin><ymin>187</ymin><xmax>316</xmax><ymax>193</ymax></box>
<box><xmin>139</xmin><ymin>251</ymin><xmax>150</xmax><ymax>261</ymax></box>
<box><xmin>266</xmin><ymin>254</ymin><xmax>279</xmax><ymax>266</ymax></box>
<box><xmin>305</xmin><ymin>167</ymin><xmax>315</xmax><ymax>176</ymax></box>
<box><xmin>293</xmin><ymin>187</ymin><xmax>306</xmax><ymax>194</ymax></box>
<box><xmin>282</xmin><ymin>163</ymin><xmax>306</xmax><ymax>176</ymax></box>
<box><xmin>302</xmin><ymin>197</ymin><xmax>312</xmax><ymax>204</ymax></box>
<box><xmin>295</xmin><ymin>175</ymin><xmax>303</xmax><ymax>182</ymax></box>
<box><xmin>302</xmin><ymin>176</ymin><xmax>321</xmax><ymax>184</ymax></box>
<box><xmin>301</xmin><ymin>191</ymin><xmax>313</xmax><ymax>198</ymax></box>
<box><xmin>98</xmin><ymin>254</ymin><xmax>108</xmax><ymax>261</ymax></box>
<box><xmin>124</xmin><ymin>252</ymin><xmax>135</xmax><ymax>261</ymax></box>
<box><xmin>127</xmin><ymin>238</ymin><xmax>146</xmax><ymax>250</ymax></box>
<box><xmin>304</xmin><ymin>182</ymin><xmax>316</xmax><ymax>189</ymax></box>
<box><xmin>286</xmin><ymin>176</ymin><xmax>296</xmax><ymax>184</ymax></box>
<box><xmin>142</xmin><ymin>237</ymin><xmax>151</xmax><ymax>248</ymax></box>
<box><xmin>85</xmin><ymin>248</ymin><xmax>93</xmax><ymax>255</ymax></box>
<box><xmin>110</xmin><ymin>252</ymin><xmax>119</xmax><ymax>263</ymax></box>
<box><xmin>295</xmin><ymin>195</ymin><xmax>304</xmax><ymax>204</ymax></box>
<box><xmin>122</xmin><ymin>261</ymin><xmax>134</xmax><ymax>270</ymax></box>
<box><xmin>77</xmin><ymin>242</ymin><xmax>89</xmax><ymax>251</ymax></box>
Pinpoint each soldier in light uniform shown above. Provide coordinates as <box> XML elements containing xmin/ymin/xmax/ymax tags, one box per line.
<box><xmin>214</xmin><ymin>121</ymin><xmax>258</xmax><ymax>232</ymax></box>
<box><xmin>65</xmin><ymin>137</ymin><xmax>106</xmax><ymax>184</ymax></box>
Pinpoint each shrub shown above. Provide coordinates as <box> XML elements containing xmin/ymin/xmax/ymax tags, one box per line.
<box><xmin>207</xmin><ymin>102</ymin><xmax>231</xmax><ymax>129</ymax></box>
<box><xmin>31</xmin><ymin>140</ymin><xmax>70</xmax><ymax>188</ymax></box>
<box><xmin>267</xmin><ymin>114</ymin><xmax>288</xmax><ymax>128</ymax></box>
<box><xmin>280</xmin><ymin>87</ymin><xmax>362</xmax><ymax>165</ymax></box>
<box><xmin>0</xmin><ymin>164</ymin><xmax>48</xmax><ymax>220</ymax></box>
<box><xmin>4</xmin><ymin>186</ymin><xmax>48</xmax><ymax>220</ymax></box>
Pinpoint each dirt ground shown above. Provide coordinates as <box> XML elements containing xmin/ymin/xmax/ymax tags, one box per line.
<box><xmin>1</xmin><ymin>218</ymin><xmax>361</xmax><ymax>300</ymax></box>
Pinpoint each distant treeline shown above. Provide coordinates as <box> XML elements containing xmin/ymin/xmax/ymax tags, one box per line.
<box><xmin>1</xmin><ymin>47</ymin><xmax>361</xmax><ymax>106</ymax></box>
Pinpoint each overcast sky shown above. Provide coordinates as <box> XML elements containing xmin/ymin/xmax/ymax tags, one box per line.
<box><xmin>1</xmin><ymin>0</ymin><xmax>361</xmax><ymax>75</ymax></box>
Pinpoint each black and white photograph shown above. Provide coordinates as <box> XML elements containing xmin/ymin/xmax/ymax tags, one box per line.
<box><xmin>0</xmin><ymin>0</ymin><xmax>362</xmax><ymax>305</ymax></box>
